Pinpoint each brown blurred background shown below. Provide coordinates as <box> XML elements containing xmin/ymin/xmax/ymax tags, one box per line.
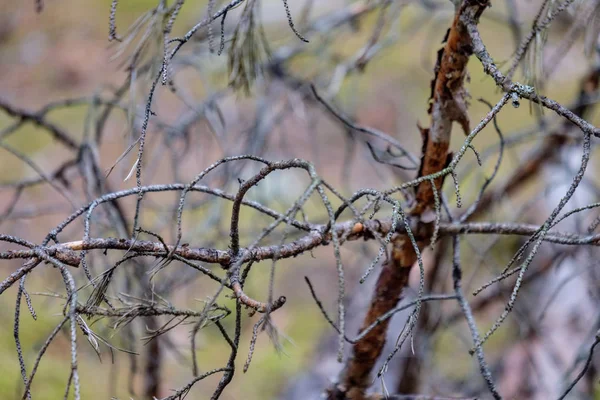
<box><xmin>1</xmin><ymin>1</ymin><xmax>599</xmax><ymax>399</ymax></box>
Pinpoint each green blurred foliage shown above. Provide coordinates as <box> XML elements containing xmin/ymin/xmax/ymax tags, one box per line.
<box><xmin>1</xmin><ymin>1</ymin><xmax>599</xmax><ymax>399</ymax></box>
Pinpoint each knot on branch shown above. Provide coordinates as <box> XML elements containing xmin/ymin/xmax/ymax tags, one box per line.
<box><xmin>231</xmin><ymin>281</ymin><xmax>286</xmax><ymax>313</ymax></box>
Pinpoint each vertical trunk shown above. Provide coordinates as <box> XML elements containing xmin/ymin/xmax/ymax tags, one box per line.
<box><xmin>328</xmin><ymin>3</ymin><xmax>490</xmax><ymax>398</ymax></box>
<box><xmin>331</xmin><ymin>241</ymin><xmax>414</xmax><ymax>400</ymax></box>
<box><xmin>144</xmin><ymin>316</ymin><xmax>162</xmax><ymax>398</ymax></box>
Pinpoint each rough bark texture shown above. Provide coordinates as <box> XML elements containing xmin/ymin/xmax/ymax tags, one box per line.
<box><xmin>413</xmin><ymin>0</ymin><xmax>488</xmax><ymax>215</ymax></box>
<box><xmin>327</xmin><ymin>2</ymin><xmax>490</xmax><ymax>399</ymax></box>
<box><xmin>330</xmin><ymin>243</ymin><xmax>413</xmax><ymax>400</ymax></box>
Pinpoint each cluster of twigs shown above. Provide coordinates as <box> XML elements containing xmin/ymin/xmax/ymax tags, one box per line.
<box><xmin>1</xmin><ymin>0</ymin><xmax>600</xmax><ymax>399</ymax></box>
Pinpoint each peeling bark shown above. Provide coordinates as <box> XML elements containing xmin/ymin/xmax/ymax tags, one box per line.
<box><xmin>414</xmin><ymin>0</ymin><xmax>488</xmax><ymax>215</ymax></box>
<box><xmin>327</xmin><ymin>2</ymin><xmax>490</xmax><ymax>399</ymax></box>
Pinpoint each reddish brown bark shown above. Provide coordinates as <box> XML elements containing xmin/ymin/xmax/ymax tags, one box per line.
<box><xmin>328</xmin><ymin>2</ymin><xmax>490</xmax><ymax>399</ymax></box>
<box><xmin>413</xmin><ymin>1</ymin><xmax>487</xmax><ymax>214</ymax></box>
<box><xmin>333</xmin><ymin>257</ymin><xmax>411</xmax><ymax>399</ymax></box>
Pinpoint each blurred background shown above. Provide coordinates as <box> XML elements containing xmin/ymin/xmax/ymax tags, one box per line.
<box><xmin>1</xmin><ymin>0</ymin><xmax>599</xmax><ymax>399</ymax></box>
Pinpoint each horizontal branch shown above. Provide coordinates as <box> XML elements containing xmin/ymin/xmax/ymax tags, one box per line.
<box><xmin>2</xmin><ymin>219</ymin><xmax>598</xmax><ymax>295</ymax></box>
<box><xmin>0</xmin><ymin>98</ymin><xmax>79</xmax><ymax>149</ymax></box>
